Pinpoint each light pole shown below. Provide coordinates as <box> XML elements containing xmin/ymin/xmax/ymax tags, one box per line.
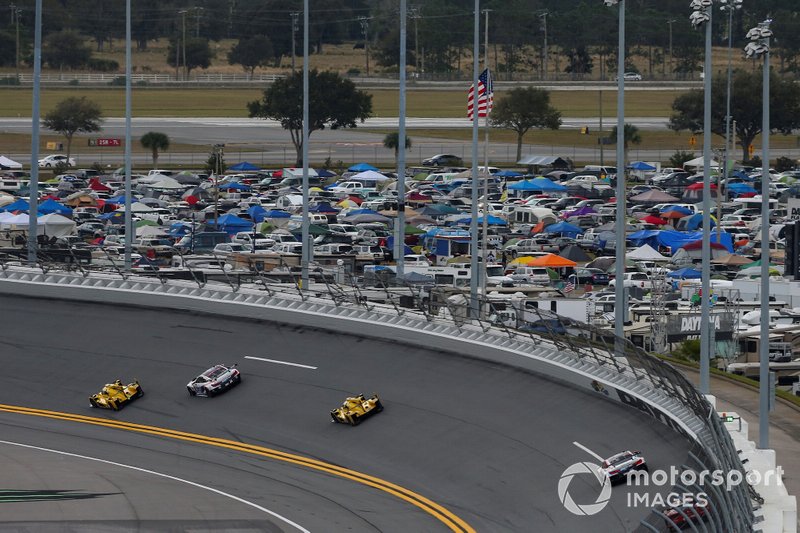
<box><xmin>745</xmin><ymin>18</ymin><xmax>773</xmax><ymax>450</ymax></box>
<box><xmin>124</xmin><ymin>0</ymin><xmax>132</xmax><ymax>271</ymax></box>
<box><xmin>290</xmin><ymin>12</ymin><xmax>299</xmax><ymax>72</ymax></box>
<box><xmin>718</xmin><ymin>0</ymin><xmax>742</xmax><ymax>243</ymax></box>
<box><xmin>27</xmin><ymin>0</ymin><xmax>41</xmax><ymax>266</ymax></box>
<box><xmin>10</xmin><ymin>4</ymin><xmax>20</xmax><ymax>80</ymax></box>
<box><xmin>604</xmin><ymin>0</ymin><xmax>625</xmax><ymax>356</ymax></box>
<box><xmin>539</xmin><ymin>11</ymin><xmax>548</xmax><ymax>81</ymax></box>
<box><xmin>301</xmin><ymin>0</ymin><xmax>310</xmax><ymax>290</ymax></box>
<box><xmin>689</xmin><ymin>0</ymin><xmax>712</xmax><ymax>395</ymax></box>
<box><xmin>193</xmin><ymin>6</ymin><xmax>203</xmax><ymax>37</ymax></box>
<box><xmin>667</xmin><ymin>19</ymin><xmax>676</xmax><ymax>76</ymax></box>
<box><xmin>469</xmin><ymin>0</ymin><xmax>480</xmax><ymax>318</ymax></box>
<box><xmin>395</xmin><ymin>0</ymin><xmax>407</xmax><ymax>278</ymax></box>
<box><xmin>410</xmin><ymin>5</ymin><xmax>420</xmax><ymax>75</ymax></box>
<box><xmin>180</xmin><ymin>9</ymin><xmax>188</xmax><ymax>80</ymax></box>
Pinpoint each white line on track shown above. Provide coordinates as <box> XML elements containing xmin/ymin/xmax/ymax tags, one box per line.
<box><xmin>573</xmin><ymin>441</ymin><xmax>605</xmax><ymax>463</ymax></box>
<box><xmin>0</xmin><ymin>439</ymin><xmax>311</xmax><ymax>533</ymax></box>
<box><xmin>244</xmin><ymin>355</ymin><xmax>317</xmax><ymax>370</ymax></box>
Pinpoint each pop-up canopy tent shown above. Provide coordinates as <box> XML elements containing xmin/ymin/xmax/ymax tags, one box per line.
<box><xmin>0</xmin><ymin>156</ymin><xmax>22</xmax><ymax>170</ymax></box>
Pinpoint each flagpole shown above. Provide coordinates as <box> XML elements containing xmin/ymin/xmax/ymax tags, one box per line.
<box><xmin>469</xmin><ymin>0</ymin><xmax>480</xmax><ymax>319</ymax></box>
<box><xmin>481</xmin><ymin>9</ymin><xmax>491</xmax><ymax>310</ymax></box>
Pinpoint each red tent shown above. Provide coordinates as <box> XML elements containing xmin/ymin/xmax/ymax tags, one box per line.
<box><xmin>641</xmin><ymin>215</ymin><xmax>669</xmax><ymax>225</ymax></box>
<box><xmin>682</xmin><ymin>240</ymin><xmax>727</xmax><ymax>251</ymax></box>
<box><xmin>686</xmin><ymin>182</ymin><xmax>717</xmax><ymax>190</ymax></box>
<box><xmin>89</xmin><ymin>178</ymin><xmax>112</xmax><ymax>192</ymax></box>
<box><xmin>348</xmin><ymin>195</ymin><xmax>364</xmax><ymax>205</ymax></box>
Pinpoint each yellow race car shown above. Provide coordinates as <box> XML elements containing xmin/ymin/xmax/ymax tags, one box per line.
<box><xmin>330</xmin><ymin>393</ymin><xmax>383</xmax><ymax>426</ymax></box>
<box><xmin>89</xmin><ymin>379</ymin><xmax>143</xmax><ymax>410</ymax></box>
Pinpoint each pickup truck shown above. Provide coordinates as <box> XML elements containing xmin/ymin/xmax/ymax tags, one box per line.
<box><xmin>132</xmin><ymin>238</ymin><xmax>175</xmax><ymax>261</ymax></box>
<box><xmin>328</xmin><ymin>181</ymin><xmax>374</xmax><ymax>195</ymax></box>
<box><xmin>232</xmin><ymin>231</ymin><xmax>275</xmax><ymax>250</ymax></box>
<box><xmin>608</xmin><ymin>272</ymin><xmax>669</xmax><ymax>290</ymax></box>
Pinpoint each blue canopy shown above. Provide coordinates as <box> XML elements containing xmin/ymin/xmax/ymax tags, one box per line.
<box><xmin>168</xmin><ymin>222</ymin><xmax>193</xmax><ymax>236</ymax></box>
<box><xmin>667</xmin><ymin>267</ymin><xmax>702</xmax><ymax>279</ymax></box>
<box><xmin>247</xmin><ymin>205</ymin><xmax>268</xmax><ymax>222</ymax></box>
<box><xmin>627</xmin><ymin>229</ymin><xmax>662</xmax><ymax>247</ymax></box>
<box><xmin>345</xmin><ymin>208</ymin><xmax>380</xmax><ymax>216</ymax></box>
<box><xmin>729</xmin><ymin>169</ymin><xmax>753</xmax><ymax>181</ymax></box>
<box><xmin>544</xmin><ymin>221</ymin><xmax>584</xmax><ymax>235</ymax></box>
<box><xmin>37</xmin><ymin>198</ymin><xmax>72</xmax><ymax>215</ymax></box>
<box><xmin>209</xmin><ymin>214</ymin><xmax>253</xmax><ymax>234</ymax></box>
<box><xmin>317</xmin><ymin>169</ymin><xmax>337</xmax><ymax>178</ymax></box>
<box><xmin>629</xmin><ymin>161</ymin><xmax>656</xmax><ymax>171</ymax></box>
<box><xmin>99</xmin><ymin>211</ymin><xmax>124</xmax><ymax>222</ymax></box>
<box><xmin>218</xmin><ymin>182</ymin><xmax>251</xmax><ymax>191</ymax></box>
<box><xmin>0</xmin><ymin>198</ymin><xmax>29</xmax><ymax>212</ymax></box>
<box><xmin>228</xmin><ymin>161</ymin><xmax>260</xmax><ymax>171</ymax></box>
<box><xmin>454</xmin><ymin>215</ymin><xmax>507</xmax><ymax>226</ymax></box>
<box><xmin>657</xmin><ymin>230</ymin><xmax>733</xmax><ymax>254</ymax></box>
<box><xmin>508</xmin><ymin>177</ymin><xmax>566</xmax><ymax>192</ymax></box>
<box><xmin>385</xmin><ymin>236</ymin><xmax>413</xmax><ymax>255</ymax></box>
<box><xmin>348</xmin><ymin>162</ymin><xmax>379</xmax><ymax>172</ymax></box>
<box><xmin>682</xmin><ymin>212</ymin><xmax>715</xmax><ymax>231</ymax></box>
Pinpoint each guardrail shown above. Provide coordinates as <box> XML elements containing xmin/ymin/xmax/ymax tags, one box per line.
<box><xmin>0</xmin><ymin>255</ymin><xmax>759</xmax><ymax>531</ymax></box>
<box><xmin>12</xmin><ymin>73</ymin><xmax>286</xmax><ymax>84</ymax></box>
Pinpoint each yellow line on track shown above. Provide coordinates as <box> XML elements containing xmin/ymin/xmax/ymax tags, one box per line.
<box><xmin>0</xmin><ymin>403</ymin><xmax>475</xmax><ymax>533</ymax></box>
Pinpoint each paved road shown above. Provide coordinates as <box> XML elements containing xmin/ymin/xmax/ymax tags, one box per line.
<box><xmin>0</xmin><ymin>295</ymin><xmax>691</xmax><ymax>532</ymax></box>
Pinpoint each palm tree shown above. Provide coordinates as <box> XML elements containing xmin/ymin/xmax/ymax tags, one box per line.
<box><xmin>608</xmin><ymin>123</ymin><xmax>642</xmax><ymax>172</ymax></box>
<box><xmin>140</xmin><ymin>131</ymin><xmax>171</xmax><ymax>168</ymax></box>
<box><xmin>382</xmin><ymin>132</ymin><xmax>412</xmax><ymax>169</ymax></box>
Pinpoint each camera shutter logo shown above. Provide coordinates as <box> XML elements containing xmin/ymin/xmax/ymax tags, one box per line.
<box><xmin>558</xmin><ymin>461</ymin><xmax>612</xmax><ymax>516</ymax></box>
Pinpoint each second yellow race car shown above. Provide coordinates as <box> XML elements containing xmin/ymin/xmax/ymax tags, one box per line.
<box><xmin>89</xmin><ymin>379</ymin><xmax>143</xmax><ymax>411</ymax></box>
<box><xmin>330</xmin><ymin>393</ymin><xmax>383</xmax><ymax>426</ymax></box>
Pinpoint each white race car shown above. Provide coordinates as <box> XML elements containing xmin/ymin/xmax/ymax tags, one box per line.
<box><xmin>187</xmin><ymin>364</ymin><xmax>241</xmax><ymax>397</ymax></box>
<box><xmin>600</xmin><ymin>450</ymin><xmax>648</xmax><ymax>484</ymax></box>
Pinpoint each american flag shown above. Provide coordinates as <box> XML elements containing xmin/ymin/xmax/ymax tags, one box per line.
<box><xmin>467</xmin><ymin>68</ymin><xmax>493</xmax><ymax>120</ymax></box>
<box><xmin>563</xmin><ymin>282</ymin><xmax>575</xmax><ymax>294</ymax></box>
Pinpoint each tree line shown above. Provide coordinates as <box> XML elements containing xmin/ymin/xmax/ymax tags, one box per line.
<box><xmin>2</xmin><ymin>0</ymin><xmax>799</xmax><ymax>78</ymax></box>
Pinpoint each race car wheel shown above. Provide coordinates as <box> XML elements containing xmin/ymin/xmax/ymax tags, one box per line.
<box><xmin>188</xmin><ymin>387</ymin><xmax>196</xmax><ymax>396</ymax></box>
<box><xmin>351</xmin><ymin>414</ymin><xmax>361</xmax><ymax>426</ymax></box>
<box><xmin>235</xmin><ymin>374</ymin><xmax>242</xmax><ymax>384</ymax></box>
<box><xmin>89</xmin><ymin>398</ymin><xmax>98</xmax><ymax>408</ymax></box>
<box><xmin>374</xmin><ymin>401</ymin><xmax>384</xmax><ymax>413</ymax></box>
<box><xmin>135</xmin><ymin>387</ymin><xmax>144</xmax><ymax>398</ymax></box>
<box><xmin>110</xmin><ymin>401</ymin><xmax>120</xmax><ymax>411</ymax></box>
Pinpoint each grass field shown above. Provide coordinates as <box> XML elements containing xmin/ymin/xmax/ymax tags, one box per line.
<box><xmin>0</xmin><ymin>87</ymin><xmax>683</xmax><ymax>118</ymax></box>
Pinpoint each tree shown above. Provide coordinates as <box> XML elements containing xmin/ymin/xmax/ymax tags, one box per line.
<box><xmin>167</xmin><ymin>37</ymin><xmax>214</xmax><ymax>76</ymax></box>
<box><xmin>489</xmin><ymin>87</ymin><xmax>561</xmax><ymax>162</ymax></box>
<box><xmin>228</xmin><ymin>36</ymin><xmax>274</xmax><ymax>78</ymax></box>
<box><xmin>669</xmin><ymin>69</ymin><xmax>800</xmax><ymax>162</ymax></box>
<box><xmin>140</xmin><ymin>132</ymin><xmax>171</xmax><ymax>168</ymax></box>
<box><xmin>564</xmin><ymin>46</ymin><xmax>593</xmax><ymax>77</ymax></box>
<box><xmin>669</xmin><ymin>151</ymin><xmax>695</xmax><ymax>168</ymax></box>
<box><xmin>608</xmin><ymin>123</ymin><xmax>642</xmax><ymax>170</ymax></box>
<box><xmin>248</xmin><ymin>69</ymin><xmax>373</xmax><ymax>166</ymax></box>
<box><xmin>382</xmin><ymin>132</ymin><xmax>412</xmax><ymax>169</ymax></box>
<box><xmin>42</xmin><ymin>97</ymin><xmax>103</xmax><ymax>160</ymax></box>
<box><xmin>42</xmin><ymin>31</ymin><xmax>92</xmax><ymax>70</ymax></box>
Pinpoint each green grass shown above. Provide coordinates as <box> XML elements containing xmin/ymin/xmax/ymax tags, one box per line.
<box><xmin>0</xmin><ymin>87</ymin><xmax>685</xmax><ymax>118</ymax></box>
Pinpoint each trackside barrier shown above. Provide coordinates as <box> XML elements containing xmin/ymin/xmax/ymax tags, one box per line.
<box><xmin>0</xmin><ymin>263</ymin><xmax>762</xmax><ymax>531</ymax></box>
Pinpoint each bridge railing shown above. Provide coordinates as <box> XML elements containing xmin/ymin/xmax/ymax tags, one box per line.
<box><xmin>0</xmin><ymin>253</ymin><xmax>758</xmax><ymax>531</ymax></box>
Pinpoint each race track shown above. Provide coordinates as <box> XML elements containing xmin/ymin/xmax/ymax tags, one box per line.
<box><xmin>0</xmin><ymin>295</ymin><xmax>691</xmax><ymax>532</ymax></box>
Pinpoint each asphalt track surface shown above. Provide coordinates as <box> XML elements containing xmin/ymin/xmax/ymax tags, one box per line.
<box><xmin>0</xmin><ymin>295</ymin><xmax>692</xmax><ymax>532</ymax></box>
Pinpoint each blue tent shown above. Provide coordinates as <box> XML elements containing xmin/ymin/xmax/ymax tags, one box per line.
<box><xmin>99</xmin><ymin>211</ymin><xmax>125</xmax><ymax>222</ymax></box>
<box><xmin>545</xmin><ymin>221</ymin><xmax>584</xmax><ymax>236</ymax></box>
<box><xmin>106</xmin><ymin>195</ymin><xmax>133</xmax><ymax>204</ymax></box>
<box><xmin>530</xmin><ymin>177</ymin><xmax>567</xmax><ymax>192</ymax></box>
<box><xmin>495</xmin><ymin>170</ymin><xmax>523</xmax><ymax>178</ymax></box>
<box><xmin>454</xmin><ymin>215</ymin><xmax>507</xmax><ymax>226</ymax></box>
<box><xmin>317</xmin><ymin>169</ymin><xmax>337</xmax><ymax>178</ymax></box>
<box><xmin>507</xmin><ymin>179</ymin><xmax>539</xmax><ymax>191</ymax></box>
<box><xmin>385</xmin><ymin>236</ymin><xmax>413</xmax><ymax>255</ymax></box>
<box><xmin>0</xmin><ymin>198</ymin><xmax>29</xmax><ymax>212</ymax></box>
<box><xmin>218</xmin><ymin>182</ymin><xmax>251</xmax><ymax>191</ymax></box>
<box><xmin>657</xmin><ymin>230</ymin><xmax>733</xmax><ymax>254</ymax></box>
<box><xmin>228</xmin><ymin>161</ymin><xmax>260</xmax><ymax>171</ymax></box>
<box><xmin>348</xmin><ymin>162</ymin><xmax>379</xmax><ymax>172</ymax></box>
<box><xmin>729</xmin><ymin>169</ymin><xmax>753</xmax><ymax>181</ymax></box>
<box><xmin>209</xmin><ymin>214</ymin><xmax>253</xmax><ymax>234</ymax></box>
<box><xmin>629</xmin><ymin>161</ymin><xmax>656</xmax><ymax>171</ymax></box>
<box><xmin>37</xmin><ymin>198</ymin><xmax>72</xmax><ymax>215</ymax></box>
<box><xmin>168</xmin><ymin>222</ymin><xmax>193</xmax><ymax>236</ymax></box>
<box><xmin>728</xmin><ymin>182</ymin><xmax>757</xmax><ymax>195</ymax></box>
<box><xmin>667</xmin><ymin>267</ymin><xmax>702</xmax><ymax>279</ymax></box>
<box><xmin>264</xmin><ymin>209</ymin><xmax>291</xmax><ymax>218</ymax></box>
<box><xmin>627</xmin><ymin>229</ymin><xmax>661</xmax><ymax>247</ymax></box>
<box><xmin>659</xmin><ymin>205</ymin><xmax>693</xmax><ymax>216</ymax></box>
<box><xmin>247</xmin><ymin>205</ymin><xmax>268</xmax><ymax>222</ymax></box>
<box><xmin>682</xmin><ymin>212</ymin><xmax>715</xmax><ymax>231</ymax></box>
<box><xmin>310</xmin><ymin>202</ymin><xmax>339</xmax><ymax>214</ymax></box>
<box><xmin>345</xmin><ymin>208</ymin><xmax>380</xmax><ymax>216</ymax></box>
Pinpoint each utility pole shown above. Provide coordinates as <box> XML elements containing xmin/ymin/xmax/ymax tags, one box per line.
<box><xmin>667</xmin><ymin>19</ymin><xmax>676</xmax><ymax>76</ymax></box>
<box><xmin>539</xmin><ymin>11</ymin><xmax>548</xmax><ymax>81</ymax></box>
<box><xmin>480</xmin><ymin>8</ymin><xmax>491</xmax><ymax>306</ymax></box>
<box><xmin>179</xmin><ymin>9</ymin><xmax>188</xmax><ymax>80</ymax></box>
<box><xmin>410</xmin><ymin>5</ymin><xmax>420</xmax><ymax>75</ymax></box>
<box><xmin>359</xmin><ymin>16</ymin><xmax>370</xmax><ymax>76</ymax></box>
<box><xmin>290</xmin><ymin>12</ymin><xmax>299</xmax><ymax>72</ymax></box>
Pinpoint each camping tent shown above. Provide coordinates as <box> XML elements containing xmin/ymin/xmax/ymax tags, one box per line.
<box><xmin>37</xmin><ymin>213</ymin><xmax>76</xmax><ymax>237</ymax></box>
<box><xmin>683</xmin><ymin>156</ymin><xmax>719</xmax><ymax>170</ymax></box>
<box><xmin>37</xmin><ymin>198</ymin><xmax>72</xmax><ymax>216</ymax></box>
<box><xmin>228</xmin><ymin>161</ymin><xmax>260</xmax><ymax>171</ymax></box>
<box><xmin>627</xmin><ymin>244</ymin><xmax>670</xmax><ymax>261</ymax></box>
<box><xmin>528</xmin><ymin>253</ymin><xmax>577</xmax><ymax>268</ymax></box>
<box><xmin>348</xmin><ymin>162</ymin><xmax>379</xmax><ymax>172</ymax></box>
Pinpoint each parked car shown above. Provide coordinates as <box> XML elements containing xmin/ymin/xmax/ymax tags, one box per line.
<box><xmin>609</xmin><ymin>272</ymin><xmax>667</xmax><ymax>290</ymax></box>
<box><xmin>422</xmin><ymin>154</ymin><xmax>464</xmax><ymax>167</ymax></box>
<box><xmin>186</xmin><ymin>364</ymin><xmax>241</xmax><ymax>397</ymax></box>
<box><xmin>615</xmin><ymin>72</ymin><xmax>642</xmax><ymax>81</ymax></box>
<box><xmin>568</xmin><ymin>267</ymin><xmax>609</xmax><ymax>285</ymax></box>
<box><xmin>213</xmin><ymin>243</ymin><xmax>248</xmax><ymax>256</ymax></box>
<box><xmin>509</xmin><ymin>266</ymin><xmax>551</xmax><ymax>285</ymax></box>
<box><xmin>38</xmin><ymin>154</ymin><xmax>75</xmax><ymax>168</ymax></box>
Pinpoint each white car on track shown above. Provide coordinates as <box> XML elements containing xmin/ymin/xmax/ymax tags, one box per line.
<box><xmin>187</xmin><ymin>364</ymin><xmax>241</xmax><ymax>397</ymax></box>
<box><xmin>38</xmin><ymin>154</ymin><xmax>76</xmax><ymax>168</ymax></box>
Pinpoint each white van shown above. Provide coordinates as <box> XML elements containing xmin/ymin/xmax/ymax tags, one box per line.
<box><xmin>583</xmin><ymin>165</ymin><xmax>617</xmax><ymax>179</ymax></box>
